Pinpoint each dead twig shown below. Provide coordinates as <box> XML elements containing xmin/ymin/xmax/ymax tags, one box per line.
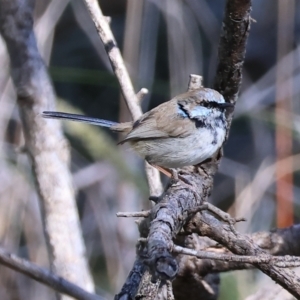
<box><xmin>0</xmin><ymin>246</ymin><xmax>103</xmax><ymax>300</ymax></box>
<box><xmin>116</xmin><ymin>211</ymin><xmax>151</xmax><ymax>218</ymax></box>
<box><xmin>82</xmin><ymin>0</ymin><xmax>163</xmax><ymax>197</ymax></box>
<box><xmin>172</xmin><ymin>244</ymin><xmax>300</xmax><ymax>267</ymax></box>
<box><xmin>187</xmin><ymin>212</ymin><xmax>300</xmax><ymax>298</ymax></box>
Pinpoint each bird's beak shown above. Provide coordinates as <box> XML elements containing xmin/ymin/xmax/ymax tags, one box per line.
<box><xmin>218</xmin><ymin>102</ymin><xmax>234</xmax><ymax>109</ymax></box>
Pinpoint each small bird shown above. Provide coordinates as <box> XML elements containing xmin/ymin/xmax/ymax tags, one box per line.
<box><xmin>43</xmin><ymin>88</ymin><xmax>232</xmax><ymax>171</ymax></box>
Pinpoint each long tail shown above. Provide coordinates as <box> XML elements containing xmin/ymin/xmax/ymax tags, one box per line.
<box><xmin>42</xmin><ymin>111</ymin><xmax>118</xmax><ymax>128</ymax></box>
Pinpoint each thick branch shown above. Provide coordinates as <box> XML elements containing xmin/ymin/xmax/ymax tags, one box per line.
<box><xmin>115</xmin><ymin>259</ymin><xmax>147</xmax><ymax>300</ymax></box>
<box><xmin>214</xmin><ymin>0</ymin><xmax>252</xmax><ymax>103</ymax></box>
<box><xmin>175</xmin><ymin>224</ymin><xmax>300</xmax><ymax>276</ymax></box>
<box><xmin>144</xmin><ymin>0</ymin><xmax>253</xmax><ymax>283</ymax></box>
<box><xmin>252</xmin><ymin>224</ymin><xmax>300</xmax><ymax>256</ymax></box>
<box><xmin>117</xmin><ymin>0</ymin><xmax>254</xmax><ymax>299</ymax></box>
<box><xmin>186</xmin><ymin>213</ymin><xmax>300</xmax><ymax>298</ymax></box>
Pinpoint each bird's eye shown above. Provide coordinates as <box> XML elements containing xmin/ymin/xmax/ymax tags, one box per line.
<box><xmin>201</xmin><ymin>101</ymin><xmax>219</xmax><ymax>108</ymax></box>
<box><xmin>202</xmin><ymin>101</ymin><xmax>232</xmax><ymax>110</ymax></box>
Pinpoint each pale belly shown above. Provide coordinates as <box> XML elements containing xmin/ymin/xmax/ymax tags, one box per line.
<box><xmin>130</xmin><ymin>128</ymin><xmax>225</xmax><ymax>168</ymax></box>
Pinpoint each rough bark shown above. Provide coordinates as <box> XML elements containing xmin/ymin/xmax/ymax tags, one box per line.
<box><xmin>133</xmin><ymin>2</ymin><xmax>253</xmax><ymax>299</ymax></box>
<box><xmin>185</xmin><ymin>213</ymin><xmax>300</xmax><ymax>298</ymax></box>
<box><xmin>117</xmin><ymin>0</ymin><xmax>300</xmax><ymax>299</ymax></box>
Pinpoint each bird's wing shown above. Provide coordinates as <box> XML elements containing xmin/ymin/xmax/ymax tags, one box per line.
<box><xmin>157</xmin><ymin>109</ymin><xmax>195</xmax><ymax>138</ymax></box>
<box><xmin>119</xmin><ymin>111</ymin><xmax>169</xmax><ymax>144</ymax></box>
<box><xmin>119</xmin><ymin>100</ymin><xmax>194</xmax><ymax>144</ymax></box>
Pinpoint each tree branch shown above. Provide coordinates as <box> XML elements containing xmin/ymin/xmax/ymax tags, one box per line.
<box><xmin>186</xmin><ymin>212</ymin><xmax>300</xmax><ymax>298</ymax></box>
<box><xmin>142</xmin><ymin>0</ymin><xmax>253</xmax><ymax>288</ymax></box>
<box><xmin>0</xmin><ymin>246</ymin><xmax>103</xmax><ymax>300</ymax></box>
<box><xmin>214</xmin><ymin>0</ymin><xmax>252</xmax><ymax>103</ymax></box>
<box><xmin>172</xmin><ymin>244</ymin><xmax>300</xmax><ymax>267</ymax></box>
<box><xmin>173</xmin><ymin>224</ymin><xmax>300</xmax><ymax>275</ymax></box>
<box><xmin>116</xmin><ymin>0</ymin><xmax>254</xmax><ymax>297</ymax></box>
<box><xmin>82</xmin><ymin>0</ymin><xmax>162</xmax><ymax>197</ymax></box>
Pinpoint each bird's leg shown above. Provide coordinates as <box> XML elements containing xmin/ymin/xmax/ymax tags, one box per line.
<box><xmin>149</xmin><ymin>164</ymin><xmax>193</xmax><ymax>185</ymax></box>
<box><xmin>149</xmin><ymin>164</ymin><xmax>179</xmax><ymax>182</ymax></box>
<box><xmin>150</xmin><ymin>164</ymin><xmax>173</xmax><ymax>178</ymax></box>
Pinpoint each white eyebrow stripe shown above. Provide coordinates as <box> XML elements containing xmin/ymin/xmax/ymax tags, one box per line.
<box><xmin>189</xmin><ymin>106</ymin><xmax>210</xmax><ymax>118</ymax></box>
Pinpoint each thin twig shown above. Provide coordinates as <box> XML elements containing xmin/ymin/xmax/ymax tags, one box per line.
<box><xmin>187</xmin><ymin>74</ymin><xmax>203</xmax><ymax>91</ymax></box>
<box><xmin>173</xmin><ymin>245</ymin><xmax>300</xmax><ymax>267</ymax></box>
<box><xmin>136</xmin><ymin>88</ymin><xmax>149</xmax><ymax>104</ymax></box>
<box><xmin>0</xmin><ymin>247</ymin><xmax>103</xmax><ymax>300</ymax></box>
<box><xmin>82</xmin><ymin>0</ymin><xmax>163</xmax><ymax>196</ymax></box>
<box><xmin>82</xmin><ymin>0</ymin><xmax>141</xmax><ymax>120</ymax></box>
<box><xmin>188</xmin><ymin>212</ymin><xmax>300</xmax><ymax>298</ymax></box>
<box><xmin>116</xmin><ymin>211</ymin><xmax>151</xmax><ymax>218</ymax></box>
<box><xmin>188</xmin><ymin>203</ymin><xmax>246</xmax><ymax>225</ymax></box>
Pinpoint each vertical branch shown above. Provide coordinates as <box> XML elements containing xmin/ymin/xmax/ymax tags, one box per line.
<box><xmin>214</xmin><ymin>0</ymin><xmax>252</xmax><ymax>104</ymax></box>
<box><xmin>82</xmin><ymin>0</ymin><xmax>163</xmax><ymax>196</ymax></box>
<box><xmin>275</xmin><ymin>0</ymin><xmax>295</xmax><ymax>228</ymax></box>
<box><xmin>0</xmin><ymin>0</ymin><xmax>94</xmax><ymax>296</ymax></box>
<box><xmin>83</xmin><ymin>0</ymin><xmax>142</xmax><ymax>120</ymax></box>
<box><xmin>117</xmin><ymin>0</ymin><xmax>254</xmax><ymax>299</ymax></box>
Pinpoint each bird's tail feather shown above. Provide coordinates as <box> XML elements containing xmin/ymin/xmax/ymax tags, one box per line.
<box><xmin>42</xmin><ymin>111</ymin><xmax>118</xmax><ymax>128</ymax></box>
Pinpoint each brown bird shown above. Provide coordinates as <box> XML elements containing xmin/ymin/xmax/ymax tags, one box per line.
<box><xmin>43</xmin><ymin>88</ymin><xmax>232</xmax><ymax>173</ymax></box>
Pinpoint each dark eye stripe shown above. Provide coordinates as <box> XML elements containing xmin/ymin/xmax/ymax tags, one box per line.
<box><xmin>201</xmin><ymin>101</ymin><xmax>221</xmax><ymax>109</ymax></box>
<box><xmin>195</xmin><ymin>119</ymin><xmax>205</xmax><ymax>128</ymax></box>
<box><xmin>177</xmin><ymin>103</ymin><xmax>189</xmax><ymax>118</ymax></box>
<box><xmin>201</xmin><ymin>101</ymin><xmax>233</xmax><ymax>110</ymax></box>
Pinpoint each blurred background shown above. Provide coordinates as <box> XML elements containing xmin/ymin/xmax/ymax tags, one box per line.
<box><xmin>0</xmin><ymin>0</ymin><xmax>300</xmax><ymax>299</ymax></box>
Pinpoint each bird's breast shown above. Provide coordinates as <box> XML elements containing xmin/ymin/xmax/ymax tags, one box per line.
<box><xmin>130</xmin><ymin>126</ymin><xmax>226</xmax><ymax>168</ymax></box>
